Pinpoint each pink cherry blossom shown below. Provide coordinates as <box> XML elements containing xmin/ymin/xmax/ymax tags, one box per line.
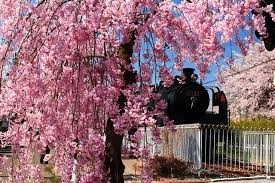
<box><xmin>0</xmin><ymin>0</ymin><xmax>271</xmax><ymax>182</ymax></box>
<box><xmin>220</xmin><ymin>43</ymin><xmax>275</xmax><ymax>119</ymax></box>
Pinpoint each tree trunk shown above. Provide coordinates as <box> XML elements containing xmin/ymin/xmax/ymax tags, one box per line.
<box><xmin>105</xmin><ymin>118</ymin><xmax>125</xmax><ymax>183</ymax></box>
<box><xmin>104</xmin><ymin>31</ymin><xmax>136</xmax><ymax>183</ymax></box>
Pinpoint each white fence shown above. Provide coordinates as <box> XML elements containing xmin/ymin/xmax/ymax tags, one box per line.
<box><xmin>125</xmin><ymin>124</ymin><xmax>275</xmax><ymax>175</ymax></box>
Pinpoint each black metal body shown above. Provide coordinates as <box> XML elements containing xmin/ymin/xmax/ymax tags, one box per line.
<box><xmin>157</xmin><ymin>68</ymin><xmax>228</xmax><ymax>126</ymax></box>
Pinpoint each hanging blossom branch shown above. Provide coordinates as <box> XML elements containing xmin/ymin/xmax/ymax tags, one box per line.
<box><xmin>0</xmin><ymin>0</ymin><xmax>268</xmax><ymax>182</ymax></box>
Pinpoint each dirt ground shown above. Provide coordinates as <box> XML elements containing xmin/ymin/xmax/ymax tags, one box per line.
<box><xmin>123</xmin><ymin>159</ymin><xmax>275</xmax><ymax>183</ymax></box>
<box><xmin>122</xmin><ymin>158</ymin><xmax>207</xmax><ymax>183</ymax></box>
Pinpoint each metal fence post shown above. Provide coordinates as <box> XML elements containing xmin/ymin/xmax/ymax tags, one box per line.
<box><xmin>265</xmin><ymin>134</ymin><xmax>269</xmax><ymax>174</ymax></box>
<box><xmin>198</xmin><ymin>125</ymin><xmax>201</xmax><ymax>177</ymax></box>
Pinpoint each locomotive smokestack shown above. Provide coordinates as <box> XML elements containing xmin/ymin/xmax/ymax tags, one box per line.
<box><xmin>182</xmin><ymin>68</ymin><xmax>195</xmax><ymax>81</ymax></box>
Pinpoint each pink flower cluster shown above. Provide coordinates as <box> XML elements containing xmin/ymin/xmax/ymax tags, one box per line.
<box><xmin>0</xmin><ymin>0</ymin><xmax>269</xmax><ymax>182</ymax></box>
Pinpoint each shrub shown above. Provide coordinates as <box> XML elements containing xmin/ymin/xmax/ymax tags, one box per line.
<box><xmin>149</xmin><ymin>156</ymin><xmax>191</xmax><ymax>178</ymax></box>
<box><xmin>230</xmin><ymin>117</ymin><xmax>275</xmax><ymax>131</ymax></box>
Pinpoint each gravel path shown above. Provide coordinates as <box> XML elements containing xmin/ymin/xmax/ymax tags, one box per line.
<box><xmin>210</xmin><ymin>176</ymin><xmax>275</xmax><ymax>183</ymax></box>
<box><xmin>214</xmin><ymin>180</ymin><xmax>275</xmax><ymax>183</ymax></box>
<box><xmin>225</xmin><ymin>181</ymin><xmax>275</xmax><ymax>183</ymax></box>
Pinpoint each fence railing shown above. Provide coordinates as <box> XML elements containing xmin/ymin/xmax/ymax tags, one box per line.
<box><xmin>125</xmin><ymin>124</ymin><xmax>275</xmax><ymax>175</ymax></box>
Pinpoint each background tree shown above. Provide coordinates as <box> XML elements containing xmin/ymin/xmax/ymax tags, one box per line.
<box><xmin>0</xmin><ymin>0</ymin><xmax>271</xmax><ymax>182</ymax></box>
<box><xmin>219</xmin><ymin>43</ymin><xmax>275</xmax><ymax>119</ymax></box>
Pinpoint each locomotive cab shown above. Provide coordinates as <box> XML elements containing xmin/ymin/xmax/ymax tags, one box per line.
<box><xmin>157</xmin><ymin>68</ymin><xmax>228</xmax><ymax>125</ymax></box>
<box><xmin>158</xmin><ymin>68</ymin><xmax>209</xmax><ymax>124</ymax></box>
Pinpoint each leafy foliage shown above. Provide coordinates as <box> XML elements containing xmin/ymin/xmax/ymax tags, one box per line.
<box><xmin>230</xmin><ymin>117</ymin><xmax>275</xmax><ymax>131</ymax></box>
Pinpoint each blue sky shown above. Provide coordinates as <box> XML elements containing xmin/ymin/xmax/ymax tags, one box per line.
<box><xmin>169</xmin><ymin>0</ymin><xmax>260</xmax><ymax>87</ymax></box>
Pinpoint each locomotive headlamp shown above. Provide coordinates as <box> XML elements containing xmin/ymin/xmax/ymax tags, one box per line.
<box><xmin>191</xmin><ymin>74</ymin><xmax>198</xmax><ymax>81</ymax></box>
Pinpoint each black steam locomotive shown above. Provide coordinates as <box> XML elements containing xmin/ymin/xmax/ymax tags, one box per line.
<box><xmin>156</xmin><ymin>68</ymin><xmax>228</xmax><ymax>126</ymax></box>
